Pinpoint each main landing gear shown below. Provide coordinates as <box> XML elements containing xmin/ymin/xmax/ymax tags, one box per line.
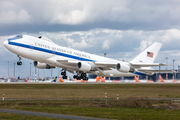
<box><xmin>17</xmin><ymin>55</ymin><xmax>22</xmax><ymax>66</ymax></box>
<box><xmin>61</xmin><ymin>69</ymin><xmax>67</xmax><ymax>79</ymax></box>
<box><xmin>73</xmin><ymin>72</ymin><xmax>88</xmax><ymax>81</ymax></box>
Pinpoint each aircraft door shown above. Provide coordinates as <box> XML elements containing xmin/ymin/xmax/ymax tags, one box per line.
<box><xmin>30</xmin><ymin>44</ymin><xmax>33</xmax><ymax>51</ymax></box>
<box><xmin>52</xmin><ymin>51</ymin><xmax>55</xmax><ymax>56</ymax></box>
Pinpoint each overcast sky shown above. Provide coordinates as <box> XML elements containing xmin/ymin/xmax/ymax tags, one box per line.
<box><xmin>1</xmin><ymin>0</ymin><xmax>180</xmax><ymax>79</ymax></box>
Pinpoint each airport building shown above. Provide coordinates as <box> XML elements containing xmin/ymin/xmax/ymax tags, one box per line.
<box><xmin>1</xmin><ymin>69</ymin><xmax>180</xmax><ymax>82</ymax></box>
<box><xmin>88</xmin><ymin>69</ymin><xmax>180</xmax><ymax>82</ymax></box>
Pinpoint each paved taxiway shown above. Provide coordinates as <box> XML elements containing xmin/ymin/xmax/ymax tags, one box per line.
<box><xmin>0</xmin><ymin>108</ymin><xmax>106</xmax><ymax>120</ymax></box>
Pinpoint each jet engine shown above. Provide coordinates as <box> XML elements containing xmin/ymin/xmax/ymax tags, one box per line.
<box><xmin>116</xmin><ymin>63</ymin><xmax>133</xmax><ymax>72</ymax></box>
<box><xmin>33</xmin><ymin>61</ymin><xmax>55</xmax><ymax>69</ymax></box>
<box><xmin>77</xmin><ymin>62</ymin><xmax>92</xmax><ymax>71</ymax></box>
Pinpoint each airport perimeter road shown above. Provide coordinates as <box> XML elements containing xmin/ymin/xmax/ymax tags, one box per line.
<box><xmin>0</xmin><ymin>108</ymin><xmax>106</xmax><ymax>120</ymax></box>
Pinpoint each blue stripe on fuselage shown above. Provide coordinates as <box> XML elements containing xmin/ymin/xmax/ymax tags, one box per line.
<box><xmin>8</xmin><ymin>41</ymin><xmax>95</xmax><ymax>62</ymax></box>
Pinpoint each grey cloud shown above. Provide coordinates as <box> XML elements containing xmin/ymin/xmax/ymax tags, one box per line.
<box><xmin>1</xmin><ymin>20</ymin><xmax>180</xmax><ymax>36</ymax></box>
<box><xmin>1</xmin><ymin>0</ymin><xmax>180</xmax><ymax>36</ymax></box>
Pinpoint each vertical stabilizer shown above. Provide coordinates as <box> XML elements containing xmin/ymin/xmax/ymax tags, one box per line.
<box><xmin>130</xmin><ymin>42</ymin><xmax>162</xmax><ymax>63</ymax></box>
<box><xmin>134</xmin><ymin>76</ymin><xmax>140</xmax><ymax>82</ymax></box>
<box><xmin>159</xmin><ymin>75</ymin><xmax>165</xmax><ymax>82</ymax></box>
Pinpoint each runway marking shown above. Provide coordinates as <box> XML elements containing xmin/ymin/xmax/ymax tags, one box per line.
<box><xmin>0</xmin><ymin>108</ymin><xmax>106</xmax><ymax>120</ymax></box>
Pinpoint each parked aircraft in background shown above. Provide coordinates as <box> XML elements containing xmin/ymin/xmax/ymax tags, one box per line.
<box><xmin>3</xmin><ymin>34</ymin><xmax>173</xmax><ymax>81</ymax></box>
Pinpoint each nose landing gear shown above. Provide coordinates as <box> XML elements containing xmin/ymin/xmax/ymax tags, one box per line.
<box><xmin>17</xmin><ymin>55</ymin><xmax>22</xmax><ymax>66</ymax></box>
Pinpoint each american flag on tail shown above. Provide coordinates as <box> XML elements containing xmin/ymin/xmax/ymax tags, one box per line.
<box><xmin>147</xmin><ymin>51</ymin><xmax>153</xmax><ymax>58</ymax></box>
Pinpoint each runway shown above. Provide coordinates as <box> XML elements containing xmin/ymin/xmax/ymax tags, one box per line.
<box><xmin>0</xmin><ymin>108</ymin><xmax>106</xmax><ymax>120</ymax></box>
<box><xmin>0</xmin><ymin>82</ymin><xmax>180</xmax><ymax>84</ymax></box>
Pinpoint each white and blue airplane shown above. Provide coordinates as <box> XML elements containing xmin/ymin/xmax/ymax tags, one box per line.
<box><xmin>3</xmin><ymin>34</ymin><xmax>172</xmax><ymax>80</ymax></box>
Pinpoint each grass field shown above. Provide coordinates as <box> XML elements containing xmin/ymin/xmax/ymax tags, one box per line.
<box><xmin>1</xmin><ymin>84</ymin><xmax>180</xmax><ymax>99</ymax></box>
<box><xmin>0</xmin><ymin>84</ymin><xmax>180</xmax><ymax>120</ymax></box>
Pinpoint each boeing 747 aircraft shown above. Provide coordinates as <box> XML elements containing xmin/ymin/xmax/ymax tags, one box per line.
<box><xmin>3</xmin><ymin>34</ymin><xmax>172</xmax><ymax>80</ymax></box>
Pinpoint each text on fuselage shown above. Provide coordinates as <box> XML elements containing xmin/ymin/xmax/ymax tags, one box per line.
<box><xmin>35</xmin><ymin>42</ymin><xmax>91</xmax><ymax>58</ymax></box>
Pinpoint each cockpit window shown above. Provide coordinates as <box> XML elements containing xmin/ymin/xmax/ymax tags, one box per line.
<box><xmin>16</xmin><ymin>34</ymin><xmax>23</xmax><ymax>38</ymax></box>
<box><xmin>8</xmin><ymin>34</ymin><xmax>23</xmax><ymax>41</ymax></box>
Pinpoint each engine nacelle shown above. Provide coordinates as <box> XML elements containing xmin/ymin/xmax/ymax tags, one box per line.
<box><xmin>34</xmin><ymin>61</ymin><xmax>55</xmax><ymax>69</ymax></box>
<box><xmin>116</xmin><ymin>63</ymin><xmax>132</xmax><ymax>72</ymax></box>
<box><xmin>77</xmin><ymin>62</ymin><xmax>92</xmax><ymax>72</ymax></box>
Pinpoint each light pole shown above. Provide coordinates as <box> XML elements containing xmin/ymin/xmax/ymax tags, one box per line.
<box><xmin>35</xmin><ymin>67</ymin><xmax>36</xmax><ymax>82</ymax></box>
<box><xmin>21</xmin><ymin>72</ymin><xmax>23</xmax><ymax>79</ymax></box>
<box><xmin>165</xmin><ymin>57</ymin><xmax>168</xmax><ymax>80</ymax></box>
<box><xmin>165</xmin><ymin>57</ymin><xmax>168</xmax><ymax>70</ymax></box>
<box><xmin>173</xmin><ymin>59</ymin><xmax>175</xmax><ymax>70</ymax></box>
<box><xmin>57</xmin><ymin>68</ymin><xmax>59</xmax><ymax>78</ymax></box>
<box><xmin>104</xmin><ymin>52</ymin><xmax>106</xmax><ymax>57</ymax></box>
<box><xmin>38</xmin><ymin>69</ymin><xmax>39</xmax><ymax>80</ymax></box>
<box><xmin>7</xmin><ymin>61</ymin><xmax>9</xmax><ymax>79</ymax></box>
<box><xmin>30</xmin><ymin>62</ymin><xmax>31</xmax><ymax>81</ymax></box>
<box><xmin>51</xmin><ymin>69</ymin><xmax>52</xmax><ymax>79</ymax></box>
<box><xmin>14</xmin><ymin>63</ymin><xmax>15</xmax><ymax>80</ymax></box>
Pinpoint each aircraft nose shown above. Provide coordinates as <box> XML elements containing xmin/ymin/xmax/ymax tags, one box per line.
<box><xmin>3</xmin><ymin>40</ymin><xmax>8</xmax><ymax>48</ymax></box>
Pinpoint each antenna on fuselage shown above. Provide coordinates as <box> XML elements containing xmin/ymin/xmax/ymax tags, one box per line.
<box><xmin>104</xmin><ymin>52</ymin><xmax>107</xmax><ymax>57</ymax></box>
<box><xmin>38</xmin><ymin>36</ymin><xmax>42</xmax><ymax>39</ymax></box>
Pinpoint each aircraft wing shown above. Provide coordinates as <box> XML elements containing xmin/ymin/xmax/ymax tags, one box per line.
<box><xmin>57</xmin><ymin>59</ymin><xmax>116</xmax><ymax>66</ymax></box>
<box><xmin>138</xmin><ymin>69</ymin><xmax>175</xmax><ymax>73</ymax></box>
<box><xmin>56</xmin><ymin>59</ymin><xmax>170</xmax><ymax>71</ymax></box>
<box><xmin>93</xmin><ymin>62</ymin><xmax>117</xmax><ymax>67</ymax></box>
<box><xmin>92</xmin><ymin>62</ymin><xmax>169</xmax><ymax>71</ymax></box>
<box><xmin>56</xmin><ymin>60</ymin><xmax>78</xmax><ymax>65</ymax></box>
<box><xmin>93</xmin><ymin>62</ymin><xmax>171</xmax><ymax>72</ymax></box>
<box><xmin>93</xmin><ymin>62</ymin><xmax>117</xmax><ymax>70</ymax></box>
<box><xmin>56</xmin><ymin>60</ymin><xmax>117</xmax><ymax>71</ymax></box>
<box><xmin>131</xmin><ymin>63</ymin><xmax>167</xmax><ymax>68</ymax></box>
